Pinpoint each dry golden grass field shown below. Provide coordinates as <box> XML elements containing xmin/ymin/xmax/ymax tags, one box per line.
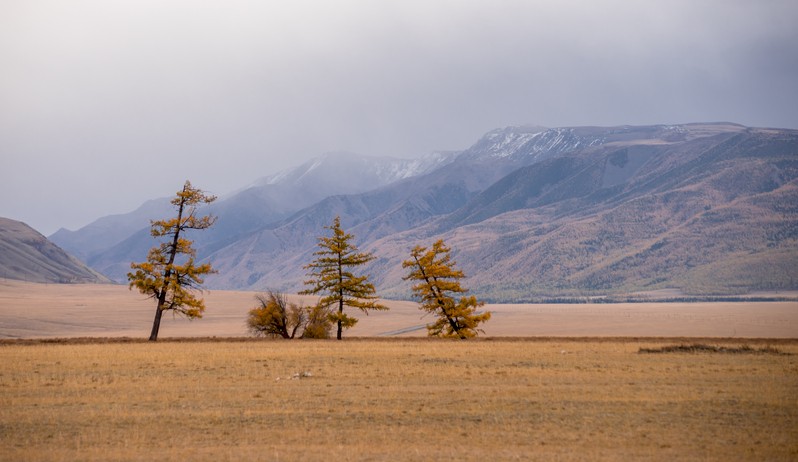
<box><xmin>1</xmin><ymin>339</ymin><xmax>796</xmax><ymax>461</ymax></box>
<box><xmin>1</xmin><ymin>280</ymin><xmax>797</xmax><ymax>460</ymax></box>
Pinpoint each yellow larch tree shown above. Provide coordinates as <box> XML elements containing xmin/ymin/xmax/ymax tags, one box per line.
<box><xmin>300</xmin><ymin>216</ymin><xmax>387</xmax><ymax>340</ymax></box>
<box><xmin>127</xmin><ymin>181</ymin><xmax>217</xmax><ymax>341</ymax></box>
<box><xmin>402</xmin><ymin>239</ymin><xmax>490</xmax><ymax>339</ymax></box>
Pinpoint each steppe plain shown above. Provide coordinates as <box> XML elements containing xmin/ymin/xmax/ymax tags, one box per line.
<box><xmin>1</xmin><ymin>280</ymin><xmax>797</xmax><ymax>461</ymax></box>
<box><xmin>2</xmin><ymin>280</ymin><xmax>797</xmax><ymax>339</ymax></box>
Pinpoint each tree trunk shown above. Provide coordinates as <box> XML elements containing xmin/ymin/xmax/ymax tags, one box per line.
<box><xmin>149</xmin><ymin>188</ymin><xmax>185</xmax><ymax>342</ymax></box>
<box><xmin>149</xmin><ymin>305</ymin><xmax>163</xmax><ymax>341</ymax></box>
<box><xmin>337</xmin><ymin>258</ymin><xmax>344</xmax><ymax>340</ymax></box>
<box><xmin>448</xmin><ymin>315</ymin><xmax>466</xmax><ymax>340</ymax></box>
<box><xmin>336</xmin><ymin>300</ymin><xmax>343</xmax><ymax>340</ymax></box>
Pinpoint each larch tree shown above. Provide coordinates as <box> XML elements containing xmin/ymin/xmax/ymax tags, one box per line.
<box><xmin>300</xmin><ymin>216</ymin><xmax>388</xmax><ymax>340</ymax></box>
<box><xmin>127</xmin><ymin>181</ymin><xmax>217</xmax><ymax>341</ymax></box>
<box><xmin>402</xmin><ymin>239</ymin><xmax>490</xmax><ymax>339</ymax></box>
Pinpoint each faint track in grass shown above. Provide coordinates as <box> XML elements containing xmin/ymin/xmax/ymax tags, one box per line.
<box><xmin>378</xmin><ymin>324</ymin><xmax>427</xmax><ymax>336</ymax></box>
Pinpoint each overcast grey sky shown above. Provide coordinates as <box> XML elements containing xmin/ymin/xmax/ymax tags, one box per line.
<box><xmin>1</xmin><ymin>0</ymin><xmax>797</xmax><ymax>235</ymax></box>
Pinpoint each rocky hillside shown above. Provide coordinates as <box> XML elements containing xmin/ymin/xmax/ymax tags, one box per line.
<box><xmin>0</xmin><ymin>217</ymin><xmax>110</xmax><ymax>284</ymax></box>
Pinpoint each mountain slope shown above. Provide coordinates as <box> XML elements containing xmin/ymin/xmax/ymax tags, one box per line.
<box><xmin>0</xmin><ymin>217</ymin><xmax>110</xmax><ymax>284</ymax></box>
<box><xmin>369</xmin><ymin>126</ymin><xmax>798</xmax><ymax>299</ymax></box>
<box><xmin>63</xmin><ymin>123</ymin><xmax>798</xmax><ymax>299</ymax></box>
<box><xmin>204</xmin><ymin>126</ymin><xmax>619</xmax><ymax>290</ymax></box>
<box><xmin>52</xmin><ymin>151</ymin><xmax>456</xmax><ymax>281</ymax></box>
<box><xmin>49</xmin><ymin>198</ymin><xmax>174</xmax><ymax>262</ymax></box>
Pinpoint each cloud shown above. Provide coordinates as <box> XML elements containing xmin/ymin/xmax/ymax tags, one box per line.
<box><xmin>1</xmin><ymin>0</ymin><xmax>797</xmax><ymax>234</ymax></box>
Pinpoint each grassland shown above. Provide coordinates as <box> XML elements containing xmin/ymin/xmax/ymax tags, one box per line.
<box><xmin>2</xmin><ymin>280</ymin><xmax>796</xmax><ymax>460</ymax></box>
<box><xmin>1</xmin><ymin>339</ymin><xmax>796</xmax><ymax>461</ymax></box>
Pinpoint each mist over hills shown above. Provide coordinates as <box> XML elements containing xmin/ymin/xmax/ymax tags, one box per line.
<box><xmin>49</xmin><ymin>123</ymin><xmax>798</xmax><ymax>300</ymax></box>
<box><xmin>49</xmin><ymin>151</ymin><xmax>457</xmax><ymax>282</ymax></box>
<box><xmin>50</xmin><ymin>199</ymin><xmax>174</xmax><ymax>262</ymax></box>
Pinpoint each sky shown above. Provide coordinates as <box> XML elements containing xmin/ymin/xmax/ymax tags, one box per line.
<box><xmin>1</xmin><ymin>0</ymin><xmax>797</xmax><ymax>236</ymax></box>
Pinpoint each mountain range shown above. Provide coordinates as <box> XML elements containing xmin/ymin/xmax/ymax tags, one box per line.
<box><xmin>0</xmin><ymin>217</ymin><xmax>109</xmax><ymax>284</ymax></box>
<box><xmin>47</xmin><ymin>123</ymin><xmax>798</xmax><ymax>300</ymax></box>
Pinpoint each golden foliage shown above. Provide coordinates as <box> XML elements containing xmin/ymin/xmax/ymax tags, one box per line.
<box><xmin>247</xmin><ymin>291</ymin><xmax>305</xmax><ymax>339</ymax></box>
<box><xmin>403</xmin><ymin>239</ymin><xmax>490</xmax><ymax>338</ymax></box>
<box><xmin>301</xmin><ymin>216</ymin><xmax>387</xmax><ymax>339</ymax></box>
<box><xmin>127</xmin><ymin>181</ymin><xmax>216</xmax><ymax>340</ymax></box>
<box><xmin>247</xmin><ymin>291</ymin><xmax>333</xmax><ymax>339</ymax></box>
<box><xmin>301</xmin><ymin>303</ymin><xmax>334</xmax><ymax>339</ymax></box>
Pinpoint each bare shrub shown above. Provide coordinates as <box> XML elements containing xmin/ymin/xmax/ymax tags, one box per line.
<box><xmin>247</xmin><ymin>291</ymin><xmax>332</xmax><ymax>339</ymax></box>
<box><xmin>247</xmin><ymin>291</ymin><xmax>307</xmax><ymax>339</ymax></box>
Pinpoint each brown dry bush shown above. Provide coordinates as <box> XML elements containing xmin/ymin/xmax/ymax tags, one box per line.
<box><xmin>246</xmin><ymin>291</ymin><xmax>333</xmax><ymax>339</ymax></box>
<box><xmin>638</xmin><ymin>343</ymin><xmax>790</xmax><ymax>355</ymax></box>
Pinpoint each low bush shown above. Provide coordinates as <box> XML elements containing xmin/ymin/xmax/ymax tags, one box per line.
<box><xmin>639</xmin><ymin>343</ymin><xmax>789</xmax><ymax>355</ymax></box>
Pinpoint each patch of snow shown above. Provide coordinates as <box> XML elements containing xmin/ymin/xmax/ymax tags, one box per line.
<box><xmin>261</xmin><ymin>169</ymin><xmax>291</xmax><ymax>185</ymax></box>
<box><xmin>477</xmin><ymin>127</ymin><xmax>604</xmax><ymax>161</ymax></box>
<box><xmin>300</xmin><ymin>157</ymin><xmax>325</xmax><ymax>177</ymax></box>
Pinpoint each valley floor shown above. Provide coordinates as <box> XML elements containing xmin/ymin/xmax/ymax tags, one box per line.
<box><xmin>0</xmin><ymin>279</ymin><xmax>797</xmax><ymax>339</ymax></box>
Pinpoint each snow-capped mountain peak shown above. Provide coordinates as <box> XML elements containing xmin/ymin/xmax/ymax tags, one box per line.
<box><xmin>462</xmin><ymin>125</ymin><xmax>607</xmax><ymax>162</ymax></box>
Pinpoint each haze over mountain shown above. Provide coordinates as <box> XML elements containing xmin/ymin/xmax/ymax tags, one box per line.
<box><xmin>4</xmin><ymin>2</ymin><xmax>797</xmax><ymax>238</ymax></box>
<box><xmin>50</xmin><ymin>151</ymin><xmax>457</xmax><ymax>281</ymax></box>
<box><xmin>0</xmin><ymin>217</ymin><xmax>109</xmax><ymax>284</ymax></box>
<box><xmin>50</xmin><ymin>123</ymin><xmax>798</xmax><ymax>301</ymax></box>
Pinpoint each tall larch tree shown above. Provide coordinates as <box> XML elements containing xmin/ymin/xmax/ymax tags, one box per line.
<box><xmin>127</xmin><ymin>181</ymin><xmax>217</xmax><ymax>341</ymax></box>
<box><xmin>402</xmin><ymin>239</ymin><xmax>490</xmax><ymax>339</ymax></box>
<box><xmin>301</xmin><ymin>216</ymin><xmax>387</xmax><ymax>340</ymax></box>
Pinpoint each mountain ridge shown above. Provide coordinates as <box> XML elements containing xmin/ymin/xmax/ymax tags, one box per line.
<box><xmin>0</xmin><ymin>217</ymin><xmax>110</xmax><ymax>284</ymax></box>
<box><xmin>50</xmin><ymin>150</ymin><xmax>457</xmax><ymax>277</ymax></box>
<box><xmin>45</xmin><ymin>123</ymin><xmax>798</xmax><ymax>300</ymax></box>
<box><xmin>367</xmin><ymin>126</ymin><xmax>798</xmax><ymax>299</ymax></box>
